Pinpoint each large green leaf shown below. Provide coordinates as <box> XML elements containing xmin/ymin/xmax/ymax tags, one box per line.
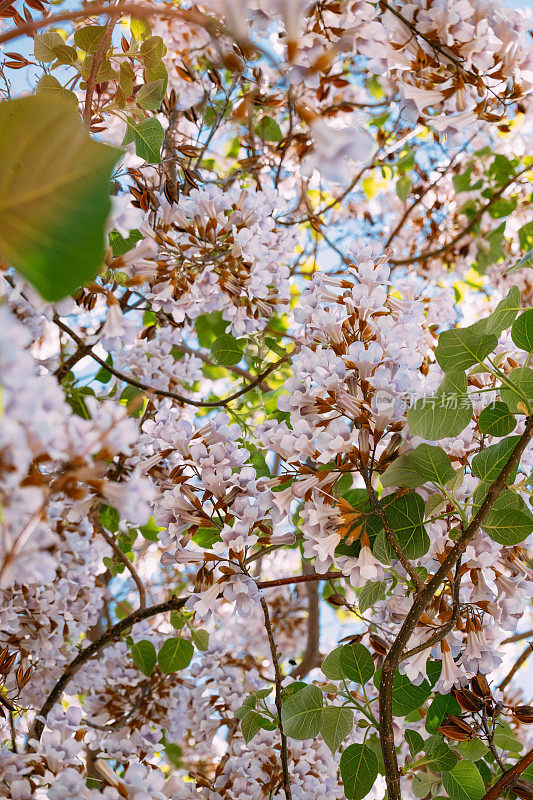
<box><xmin>482</xmin><ymin>507</ymin><xmax>533</xmax><ymax>545</ymax></box>
<box><xmin>512</xmin><ymin>309</ymin><xmax>533</xmax><ymax>352</ymax></box>
<box><xmin>385</xmin><ymin>492</ymin><xmax>429</xmax><ymax>559</ymax></box>
<box><xmin>158</xmin><ymin>637</ymin><xmax>194</xmax><ymax>673</ymax></box>
<box><xmin>441</xmin><ymin>761</ymin><xmax>485</xmax><ymax>800</ymax></box>
<box><xmin>0</xmin><ymin>95</ymin><xmax>119</xmax><ymax>301</ymax></box>
<box><xmin>424</xmin><ymin>735</ymin><xmax>458</xmax><ymax>772</ymax></box>
<box><xmin>319</xmin><ymin>706</ymin><xmax>353</xmax><ymax>753</ymax></box>
<box><xmin>381</xmin><ymin>444</ymin><xmax>453</xmax><ymax>489</ymax></box>
<box><xmin>478</xmin><ymin>401</ymin><xmax>516</xmax><ymax>437</ymax></box>
<box><xmin>374</xmin><ymin>669</ymin><xmax>432</xmax><ymax>716</ymax></box>
<box><xmin>340</xmin><ymin>643</ymin><xmax>374</xmax><ymax>685</ymax></box>
<box><xmin>407</xmin><ymin>372</ymin><xmax>473</xmax><ymax>440</ymax></box>
<box><xmin>340</xmin><ymin>743</ymin><xmax>378</xmax><ymax>800</ymax></box>
<box><xmin>281</xmin><ymin>684</ymin><xmax>323</xmax><ymax>740</ymax></box>
<box><xmin>471</xmin><ymin>435</ymin><xmax>520</xmax><ymax>483</ymax></box>
<box><xmin>435</xmin><ymin>326</ymin><xmax>497</xmax><ymax>372</ymax></box>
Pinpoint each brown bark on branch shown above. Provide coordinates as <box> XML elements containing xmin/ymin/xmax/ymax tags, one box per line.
<box><xmin>481</xmin><ymin>747</ymin><xmax>533</xmax><ymax>800</ymax></box>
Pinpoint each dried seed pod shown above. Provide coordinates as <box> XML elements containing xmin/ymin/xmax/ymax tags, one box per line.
<box><xmin>452</xmin><ymin>686</ymin><xmax>483</xmax><ymax>712</ymax></box>
<box><xmin>512</xmin><ymin>779</ymin><xmax>533</xmax><ymax>799</ymax></box>
<box><xmin>369</xmin><ymin>635</ymin><xmax>388</xmax><ymax>656</ymax></box>
<box><xmin>470</xmin><ymin>673</ymin><xmax>491</xmax><ymax>698</ymax></box>
<box><xmin>437</xmin><ymin>714</ymin><xmax>474</xmax><ymax>741</ymax></box>
<box><xmin>513</xmin><ymin>705</ymin><xmax>533</xmax><ymax>724</ymax></box>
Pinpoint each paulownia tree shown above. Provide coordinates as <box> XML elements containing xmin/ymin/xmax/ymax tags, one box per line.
<box><xmin>0</xmin><ymin>2</ymin><xmax>532</xmax><ymax>799</ymax></box>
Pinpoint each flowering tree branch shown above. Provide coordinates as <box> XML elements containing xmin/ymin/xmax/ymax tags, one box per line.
<box><xmin>379</xmin><ymin>416</ymin><xmax>533</xmax><ymax>800</ymax></box>
<box><xmin>54</xmin><ymin>316</ymin><xmax>289</xmax><ymax>408</ymax></box>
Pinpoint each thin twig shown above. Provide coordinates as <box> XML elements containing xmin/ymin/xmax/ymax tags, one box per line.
<box><xmin>498</xmin><ymin>643</ymin><xmax>533</xmax><ymax>692</ymax></box>
<box><xmin>29</xmin><ymin>594</ymin><xmax>187</xmax><ymax>744</ymax></box>
<box><xmin>83</xmin><ymin>6</ymin><xmax>118</xmax><ymax>127</ymax></box>
<box><xmin>90</xmin><ymin>506</ymin><xmax>146</xmax><ymax>609</ymax></box>
<box><xmin>260</xmin><ymin>597</ymin><xmax>292</xmax><ymax>800</ymax></box>
<box><xmin>54</xmin><ymin>316</ymin><xmax>289</xmax><ymax>408</ymax></box>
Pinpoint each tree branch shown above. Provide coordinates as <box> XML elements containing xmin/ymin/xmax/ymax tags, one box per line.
<box><xmin>378</xmin><ymin>416</ymin><xmax>533</xmax><ymax>800</ymax></box>
<box><xmin>498</xmin><ymin>643</ymin><xmax>533</xmax><ymax>692</ymax></box>
<box><xmin>260</xmin><ymin>597</ymin><xmax>292</xmax><ymax>800</ymax></box>
<box><xmin>481</xmin><ymin>747</ymin><xmax>533</xmax><ymax>800</ymax></box>
<box><xmin>29</xmin><ymin>594</ymin><xmax>187</xmax><ymax>744</ymax></box>
<box><xmin>82</xmin><ymin>6</ymin><xmax>117</xmax><ymax>128</ymax></box>
<box><xmin>90</xmin><ymin>506</ymin><xmax>146</xmax><ymax>609</ymax></box>
<box><xmin>360</xmin><ymin>465</ymin><xmax>424</xmax><ymax>590</ymax></box>
<box><xmin>54</xmin><ymin>316</ymin><xmax>288</xmax><ymax>408</ymax></box>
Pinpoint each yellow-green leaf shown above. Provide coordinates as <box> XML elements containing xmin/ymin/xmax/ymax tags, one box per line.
<box><xmin>0</xmin><ymin>95</ymin><xmax>120</xmax><ymax>301</ymax></box>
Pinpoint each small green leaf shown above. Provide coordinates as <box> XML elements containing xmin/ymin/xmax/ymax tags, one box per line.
<box><xmin>321</xmin><ymin>647</ymin><xmax>344</xmax><ymax>681</ymax></box>
<box><xmin>358</xmin><ymin>580</ymin><xmax>388</xmax><ymax>614</ymax></box>
<box><xmin>441</xmin><ymin>761</ymin><xmax>485</xmax><ymax>800</ymax></box>
<box><xmin>74</xmin><ymin>24</ymin><xmax>107</xmax><ymax>53</ymax></box>
<box><xmin>500</xmin><ymin>366</ymin><xmax>533</xmax><ymax>413</ymax></box>
<box><xmin>99</xmin><ymin>504</ymin><xmax>119</xmax><ymax>532</ymax></box>
<box><xmin>424</xmin><ymin>735</ymin><xmax>458</xmax><ymax>772</ymax></box>
<box><xmin>512</xmin><ymin>309</ymin><xmax>533</xmax><ymax>353</ymax></box>
<box><xmin>255</xmin><ymin>116</ymin><xmax>283</xmax><ymax>142</ymax></box>
<box><xmin>241</xmin><ymin>710</ymin><xmax>272</xmax><ymax>743</ymax></box>
<box><xmin>130</xmin><ymin>17</ymin><xmax>152</xmax><ymax>40</ymax></box>
<box><xmin>340</xmin><ymin>643</ymin><xmax>374</xmax><ymax>685</ymax></box>
<box><xmin>192</xmin><ymin>629</ymin><xmax>209</xmax><ymax>651</ymax></box>
<box><xmin>340</xmin><ymin>743</ymin><xmax>378</xmax><ymax>800</ymax></box>
<box><xmin>211</xmin><ymin>334</ymin><xmax>244</xmax><ymax>366</ymax></box>
<box><xmin>405</xmin><ymin>729</ymin><xmax>425</xmax><ymax>758</ymax></box>
<box><xmin>382</xmin><ymin>444</ymin><xmax>454</xmax><ymax>489</ymax></box>
<box><xmin>385</xmin><ymin>492</ymin><xmax>429</xmax><ymax>559</ymax></box>
<box><xmin>126</xmin><ymin>117</ymin><xmax>165</xmax><ymax>163</ymax></box>
<box><xmin>425</xmin><ymin>693</ymin><xmax>461</xmax><ymax>733</ymax></box>
<box><xmin>140</xmin><ymin>35</ymin><xmax>167</xmax><ymax>68</ymax></box>
<box><xmin>131</xmin><ymin>639</ymin><xmax>157</xmax><ymax>676</ymax></box>
<box><xmin>119</xmin><ymin>62</ymin><xmax>135</xmax><ymax>95</ymax></box>
<box><xmin>137</xmin><ymin>79</ymin><xmax>165</xmax><ymax>110</ymax></box>
<box><xmin>320</xmin><ymin>706</ymin><xmax>353</xmax><ymax>753</ymax></box>
<box><xmin>281</xmin><ymin>684</ymin><xmax>323</xmax><ymax>740</ymax></box>
<box><xmin>235</xmin><ymin>695</ymin><xmax>256</xmax><ymax>719</ymax></box>
<box><xmin>53</xmin><ymin>43</ymin><xmax>78</xmax><ymax>65</ymax></box>
<box><xmin>478</xmin><ymin>402</ymin><xmax>516</xmax><ymax>437</ymax></box>
<box><xmin>158</xmin><ymin>637</ymin><xmax>194</xmax><ymax>673</ymax></box>
<box><xmin>35</xmin><ymin>75</ymin><xmax>78</xmax><ymax>107</ymax></box>
<box><xmin>34</xmin><ymin>31</ymin><xmax>64</xmax><ymax>62</ymax></box>
<box><xmin>396</xmin><ymin>175</ymin><xmax>411</xmax><ymax>202</ymax></box>
<box><xmin>456</xmin><ymin>739</ymin><xmax>488</xmax><ymax>761</ymax></box>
